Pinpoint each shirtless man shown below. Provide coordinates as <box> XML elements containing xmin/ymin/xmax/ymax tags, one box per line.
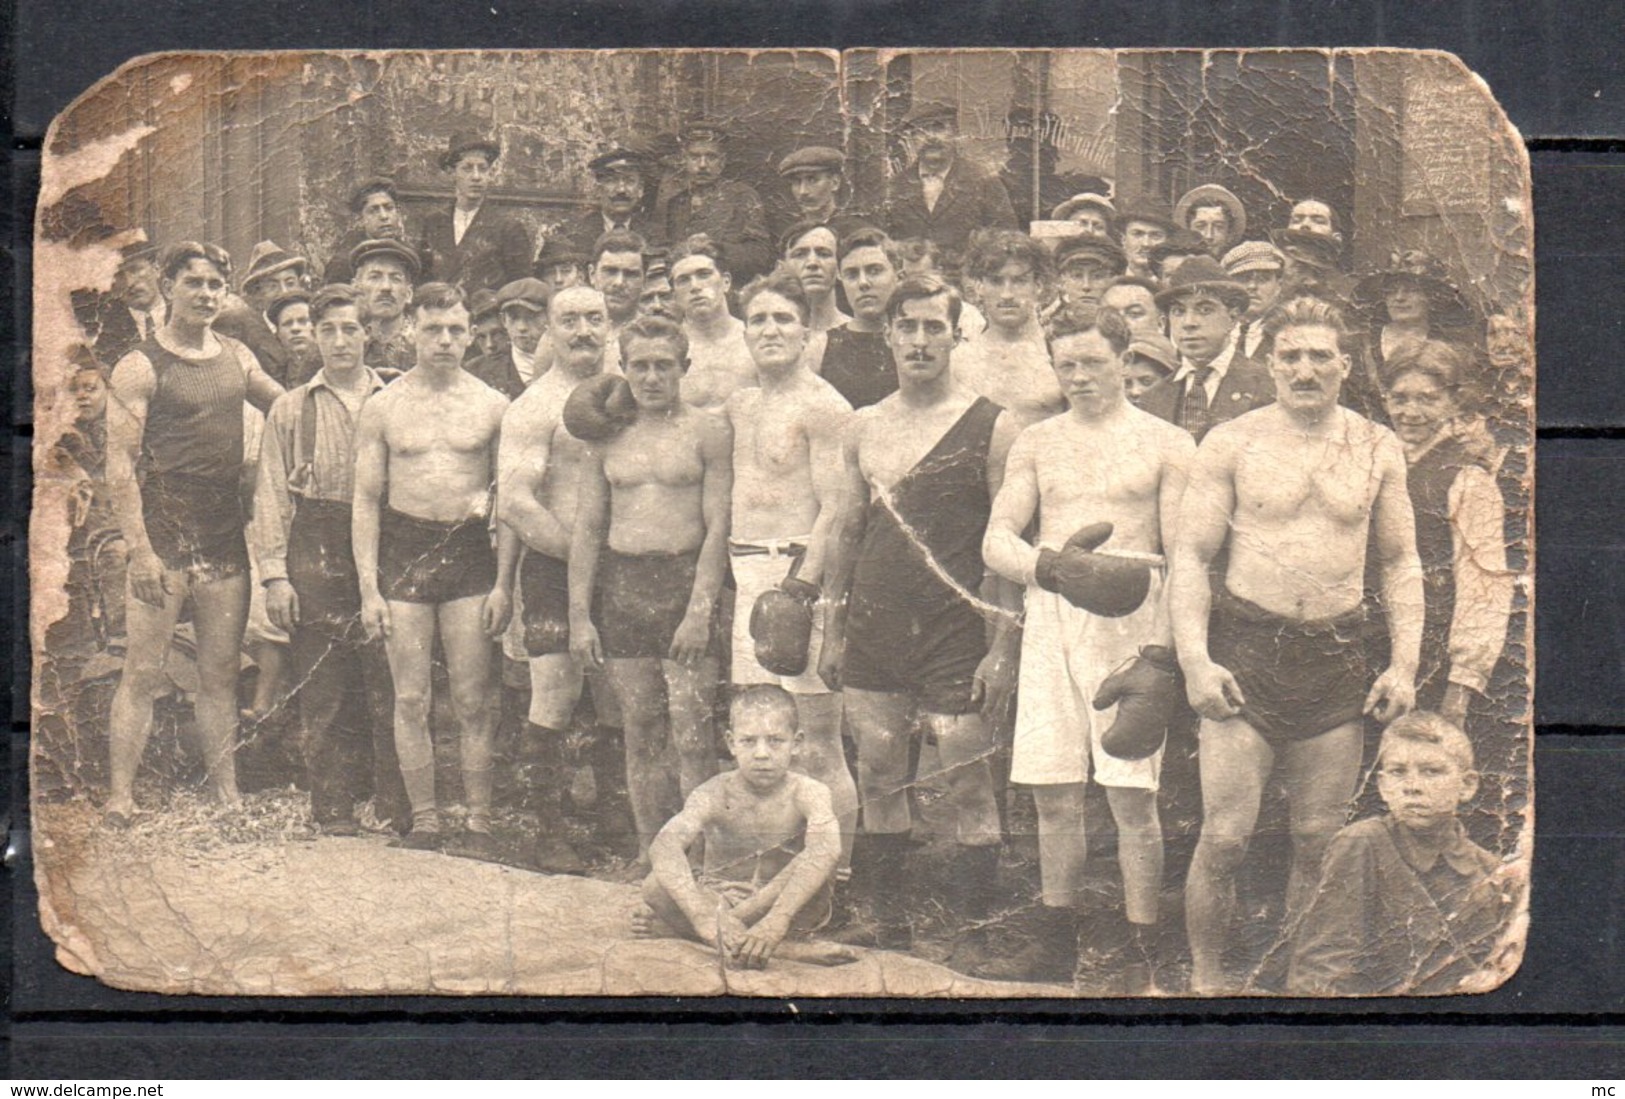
<box><xmin>725</xmin><ymin>270</ymin><xmax>859</xmax><ymax>868</ymax></box>
<box><xmin>632</xmin><ymin>686</ymin><xmax>852</xmax><ymax>969</ymax></box>
<box><xmin>494</xmin><ymin>286</ymin><xmax>627</xmax><ymax>871</ymax></box>
<box><xmin>569</xmin><ymin>315</ymin><xmax>733</xmax><ymax>857</ymax></box>
<box><xmin>981</xmin><ymin>307</ymin><xmax>1195</xmax><ymax>988</ymax></box>
<box><xmin>1170</xmin><ymin>296</ymin><xmax>1423</xmax><ymax>993</ymax></box>
<box><xmin>103</xmin><ymin>242</ymin><xmax>285</xmax><ymax>825</ymax></box>
<box><xmin>352</xmin><ymin>282</ymin><xmax>512</xmax><ymax>857</ymax></box>
<box><xmin>951</xmin><ymin>230</ymin><xmax>1063</xmax><ymax>429</ymax></box>
<box><xmin>821</xmin><ymin>275</ymin><xmax>1020</xmax><ymax>954</ymax></box>
<box><xmin>671</xmin><ymin>235</ymin><xmax>756</xmax><ymax>410</ymax></box>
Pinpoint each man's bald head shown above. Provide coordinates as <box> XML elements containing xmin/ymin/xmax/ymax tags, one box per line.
<box><xmin>550</xmin><ymin>285</ymin><xmax>611</xmax><ymax>374</ymax></box>
<box><xmin>550</xmin><ymin>284</ymin><xmax>606</xmax><ymax>322</ymax></box>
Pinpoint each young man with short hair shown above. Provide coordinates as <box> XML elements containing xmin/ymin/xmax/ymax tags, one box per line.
<box><xmin>952</xmin><ymin>230</ymin><xmax>1062</xmax><ymax>428</ymax></box>
<box><xmin>818</xmin><ymin>228</ymin><xmax>902</xmax><ymax>410</ymax></box>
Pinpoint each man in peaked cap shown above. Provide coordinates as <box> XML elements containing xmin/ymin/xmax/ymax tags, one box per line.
<box><xmin>1222</xmin><ymin>240</ymin><xmax>1287</xmax><ymax>360</ymax></box>
<box><xmin>664</xmin><ymin>119</ymin><xmax>772</xmax><ymax>283</ymax></box>
<box><xmin>1114</xmin><ymin>197</ymin><xmax>1176</xmax><ymax>281</ymax></box>
<box><xmin>563</xmin><ymin>146</ymin><xmax>666</xmax><ymax>259</ymax></box>
<box><xmin>324</xmin><ymin>177</ymin><xmax>412</xmax><ymax>285</ymax></box>
<box><xmin>1175</xmin><ymin>184</ymin><xmax>1248</xmax><ymax>259</ymax></box>
<box><xmin>350</xmin><ymin>237</ymin><xmax>422</xmax><ymax>377</ymax></box>
<box><xmin>1045</xmin><ymin>233</ymin><xmax>1127</xmax><ymax>328</ymax></box>
<box><xmin>883</xmin><ymin>99</ymin><xmax>1018</xmax><ymax>267</ymax></box>
<box><xmin>418</xmin><ymin>129</ymin><xmax>533</xmax><ymax>296</ymax></box>
<box><xmin>467</xmin><ymin>277</ymin><xmax>551</xmax><ymax>400</ymax></box>
<box><xmin>1137</xmin><ymin>255</ymin><xmax>1273</xmax><ymax>442</ymax></box>
<box><xmin>775</xmin><ymin>145</ymin><xmax>875</xmax><ymax>242</ymax></box>
<box><xmin>1051</xmin><ymin>192</ymin><xmax>1118</xmax><ymax>239</ymax></box>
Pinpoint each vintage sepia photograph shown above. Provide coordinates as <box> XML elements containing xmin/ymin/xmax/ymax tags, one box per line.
<box><xmin>30</xmin><ymin>47</ymin><xmax>1532</xmax><ymax>998</ymax></box>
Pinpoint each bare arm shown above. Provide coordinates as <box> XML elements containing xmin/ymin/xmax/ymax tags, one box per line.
<box><xmin>982</xmin><ymin>430</ymin><xmax>1041</xmax><ymax>586</ymax></box>
<box><xmin>733</xmin><ymin>780</ymin><xmax>841</xmax><ymax>929</ymax></box>
<box><xmin>1169</xmin><ymin>429</ymin><xmax>1246</xmax><ymax>718</ymax></box>
<box><xmin>352</xmin><ymin>394</ymin><xmax>390</xmax><ymax>637</ymax></box>
<box><xmin>797</xmin><ymin>396</ymin><xmax>851</xmax><ymax>585</ymax></box>
<box><xmin>234</xmin><ymin>341</ymin><xmax>287</xmax><ymax>414</ymax></box>
<box><xmin>105</xmin><ymin>353</ymin><xmax>156</xmax><ymax>561</ymax></box>
<box><xmin>1367</xmin><ymin>432</ymin><xmax>1424</xmax><ymax>720</ymax></box>
<box><xmin>567</xmin><ymin>446</ymin><xmax>611</xmax><ymax>668</ymax></box>
<box><xmin>1146</xmin><ymin>430</ymin><xmax>1197</xmax><ymax>648</ymax></box>
<box><xmin>671</xmin><ymin>412</ymin><xmax>734</xmax><ymax>664</ymax></box>
<box><xmin>647</xmin><ymin>786</ymin><xmax>726</xmax><ymax>938</ymax></box>
<box><xmin>496</xmin><ymin>399</ymin><xmax>573</xmax><ymax>559</ymax></box>
<box><xmin>817</xmin><ymin>416</ymin><xmax>873</xmax><ymax>690</ymax></box>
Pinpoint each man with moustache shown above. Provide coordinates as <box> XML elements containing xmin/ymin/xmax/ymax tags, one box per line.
<box><xmin>350</xmin><ymin>238</ymin><xmax>421</xmax><ymax>378</ymax></box>
<box><xmin>568</xmin><ymin>315</ymin><xmax>734</xmax><ymax>859</ymax></box>
<box><xmin>1114</xmin><ymin>198</ymin><xmax>1176</xmax><ymax>282</ymax></box>
<box><xmin>883</xmin><ymin>101</ymin><xmax>1018</xmax><ymax>268</ymax></box>
<box><xmin>1170</xmin><ymin>296</ymin><xmax>1423</xmax><ymax>993</ymax></box>
<box><xmin>820</xmin><ymin>275</ymin><xmax>1020</xmax><ymax>952</ymax></box>
<box><xmin>775</xmin><ymin>146</ymin><xmax>873</xmax><ymax>242</ymax></box>
<box><xmin>419</xmin><ymin>130</ymin><xmax>534</xmax><ymax>296</ymax></box>
<box><xmin>1222</xmin><ymin>241</ymin><xmax>1287</xmax><ymax>361</ymax></box>
<box><xmin>952</xmin><ymin>230</ymin><xmax>1062</xmax><ymax>429</ymax></box>
<box><xmin>671</xmin><ymin>235</ymin><xmax>756</xmax><ymax>410</ymax></box>
<box><xmin>94</xmin><ymin>242</ymin><xmax>167</xmax><ymax>365</ymax></box>
<box><xmin>564</xmin><ymin>148</ymin><xmax>664</xmax><ymax>257</ymax></box>
<box><xmin>725</xmin><ymin>269</ymin><xmax>860</xmax><ymax>873</ymax></box>
<box><xmin>664</xmin><ymin>122</ymin><xmax>772</xmax><ymax>283</ymax></box>
<box><xmin>495</xmin><ymin>285</ymin><xmax>631</xmax><ymax>871</ymax></box>
<box><xmin>216</xmin><ymin>240</ymin><xmax>309</xmax><ymax>387</ymax></box>
<box><xmin>818</xmin><ymin>228</ymin><xmax>902</xmax><ymax>410</ymax></box>
<box><xmin>352</xmin><ymin>282</ymin><xmax>512</xmax><ymax>857</ymax></box>
<box><xmin>1137</xmin><ymin>257</ymin><xmax>1274</xmax><ymax>443</ymax></box>
<box><xmin>253</xmin><ymin>284</ymin><xmax>410</xmax><ymax>836</ymax></box>
<box><xmin>324</xmin><ymin>178</ymin><xmax>411</xmax><ymax>286</ymax></box>
<box><xmin>103</xmin><ymin>241</ymin><xmax>286</xmax><ymax>826</ymax></box>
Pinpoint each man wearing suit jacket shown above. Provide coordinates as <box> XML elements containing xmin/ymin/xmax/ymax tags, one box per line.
<box><xmin>561</xmin><ymin>148</ymin><xmax>665</xmax><ymax>259</ymax></box>
<box><xmin>882</xmin><ymin>100</ymin><xmax>1018</xmax><ymax>271</ymax></box>
<box><xmin>1136</xmin><ymin>256</ymin><xmax>1273</xmax><ymax>442</ymax></box>
<box><xmin>324</xmin><ymin>177</ymin><xmax>412</xmax><ymax>287</ymax></box>
<box><xmin>418</xmin><ymin>130</ymin><xmax>534</xmax><ymax>297</ymax></box>
<box><xmin>663</xmin><ymin>121</ymin><xmax>773</xmax><ymax>283</ymax></box>
<box><xmin>92</xmin><ymin>242</ymin><xmax>168</xmax><ymax>366</ymax></box>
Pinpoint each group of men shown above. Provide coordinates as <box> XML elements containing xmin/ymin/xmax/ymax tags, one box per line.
<box><xmin>70</xmin><ymin>100</ymin><xmax>1515</xmax><ymax>993</ymax></box>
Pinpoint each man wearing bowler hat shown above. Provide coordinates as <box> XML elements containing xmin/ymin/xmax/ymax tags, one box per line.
<box><xmin>1175</xmin><ymin>184</ymin><xmax>1248</xmax><ymax>260</ymax></box>
<box><xmin>564</xmin><ymin>147</ymin><xmax>665</xmax><ymax>259</ymax></box>
<box><xmin>775</xmin><ymin>145</ymin><xmax>874</xmax><ymax>242</ymax></box>
<box><xmin>94</xmin><ymin>241</ymin><xmax>167</xmax><ymax>365</ymax></box>
<box><xmin>1137</xmin><ymin>255</ymin><xmax>1273</xmax><ymax>442</ymax></box>
<box><xmin>324</xmin><ymin>177</ymin><xmax>413</xmax><ymax>286</ymax></box>
<box><xmin>350</xmin><ymin>237</ymin><xmax>423</xmax><ymax>377</ymax></box>
<box><xmin>664</xmin><ymin>119</ymin><xmax>772</xmax><ymax>283</ymax></box>
<box><xmin>419</xmin><ymin>130</ymin><xmax>534</xmax><ymax>296</ymax></box>
<box><xmin>883</xmin><ymin>100</ymin><xmax>1018</xmax><ymax>266</ymax></box>
<box><xmin>1114</xmin><ymin>198</ymin><xmax>1176</xmax><ymax>282</ymax></box>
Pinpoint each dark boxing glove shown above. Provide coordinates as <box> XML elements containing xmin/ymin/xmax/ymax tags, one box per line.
<box><xmin>1034</xmin><ymin>521</ymin><xmax>1153</xmax><ymax>618</ymax></box>
<box><xmin>1095</xmin><ymin>645</ymin><xmax>1185</xmax><ymax>760</ymax></box>
<box><xmin>750</xmin><ymin>584</ymin><xmax>816</xmax><ymax>677</ymax></box>
<box><xmin>562</xmin><ymin>373</ymin><xmax>638</xmax><ymax>441</ymax></box>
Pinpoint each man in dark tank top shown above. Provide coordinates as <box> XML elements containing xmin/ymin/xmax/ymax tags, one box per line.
<box><xmin>102</xmin><ymin>241</ymin><xmax>285</xmax><ymax>827</ymax></box>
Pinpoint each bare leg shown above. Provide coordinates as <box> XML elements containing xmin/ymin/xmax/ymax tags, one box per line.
<box><xmin>438</xmin><ymin>595</ymin><xmax>498</xmax><ymax>833</ymax></box>
<box><xmin>607</xmin><ymin>657</ymin><xmax>678</xmax><ymax>857</ymax></box>
<box><xmin>843</xmin><ymin>688</ymin><xmax>916</xmax><ymax>836</ymax></box>
<box><xmin>1279</xmin><ymin>721</ymin><xmax>1364</xmax><ymax>924</ymax></box>
<box><xmin>1030</xmin><ymin>783</ymin><xmax>1089</xmax><ymax>908</ymax></box>
<box><xmin>247</xmin><ymin>640</ymin><xmax>288</xmax><ymax>717</ymax></box>
<box><xmin>188</xmin><ymin>571</ymin><xmax>250</xmax><ymax>807</ymax></box>
<box><xmin>1105</xmin><ymin>785</ymin><xmax>1164</xmax><ymax>926</ymax></box>
<box><xmin>528</xmin><ymin>653</ymin><xmax>583</xmax><ymax>730</ymax></box>
<box><xmin>923</xmin><ymin>712</ymin><xmax>1001</xmax><ymax>848</ymax></box>
<box><xmin>384</xmin><ymin>601</ymin><xmax>440</xmax><ymax>834</ymax></box>
<box><xmin>105</xmin><ymin>571</ymin><xmax>187</xmax><ymax>818</ymax></box>
<box><xmin>639</xmin><ymin>870</ymin><xmax>720</xmax><ymax>944</ymax></box>
<box><xmin>792</xmin><ymin>691</ymin><xmax>858</xmax><ymax>868</ymax></box>
<box><xmin>1185</xmin><ymin>716</ymin><xmax>1274</xmax><ymax>993</ymax></box>
<box><xmin>663</xmin><ymin>656</ymin><xmax>719</xmax><ymax>799</ymax></box>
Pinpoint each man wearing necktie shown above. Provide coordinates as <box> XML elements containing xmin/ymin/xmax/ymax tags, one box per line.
<box><xmin>563</xmin><ymin>148</ymin><xmax>666</xmax><ymax>259</ymax></box>
<box><xmin>1137</xmin><ymin>256</ymin><xmax>1273</xmax><ymax>442</ymax></box>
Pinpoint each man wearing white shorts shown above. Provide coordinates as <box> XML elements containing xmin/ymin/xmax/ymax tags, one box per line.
<box><xmin>982</xmin><ymin>307</ymin><xmax>1195</xmax><ymax>987</ymax></box>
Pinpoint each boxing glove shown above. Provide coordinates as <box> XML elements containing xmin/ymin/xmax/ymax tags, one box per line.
<box><xmin>562</xmin><ymin>373</ymin><xmax>638</xmax><ymax>441</ymax></box>
<box><xmin>1095</xmin><ymin>645</ymin><xmax>1185</xmax><ymax>760</ymax></box>
<box><xmin>1034</xmin><ymin>521</ymin><xmax>1153</xmax><ymax>618</ymax></box>
<box><xmin>750</xmin><ymin>571</ymin><xmax>818</xmax><ymax>677</ymax></box>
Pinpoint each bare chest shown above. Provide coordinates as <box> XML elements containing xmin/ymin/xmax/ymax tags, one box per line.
<box><xmin>1235</xmin><ymin>435</ymin><xmax>1380</xmax><ymax>526</ymax></box>
<box><xmin>385</xmin><ymin>396</ymin><xmax>495</xmax><ymax>459</ymax></box>
<box><xmin>604</xmin><ymin>423</ymin><xmax>704</xmax><ymax>489</ymax></box>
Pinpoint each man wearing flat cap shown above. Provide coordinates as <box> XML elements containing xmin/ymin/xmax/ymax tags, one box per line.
<box><xmin>214</xmin><ymin>240</ymin><xmax>310</xmax><ymax>386</ymax></box>
<box><xmin>324</xmin><ymin>177</ymin><xmax>413</xmax><ymax>286</ymax></box>
<box><xmin>663</xmin><ymin>121</ymin><xmax>772</xmax><ymax>283</ymax></box>
<box><xmin>1114</xmin><ymin>198</ymin><xmax>1176</xmax><ymax>282</ymax></box>
<box><xmin>883</xmin><ymin>100</ymin><xmax>1018</xmax><ymax>267</ymax></box>
<box><xmin>1271</xmin><ymin>227</ymin><xmax>1352</xmax><ymax>303</ymax></box>
<box><xmin>1175</xmin><ymin>184</ymin><xmax>1248</xmax><ymax>260</ymax></box>
<box><xmin>418</xmin><ymin>130</ymin><xmax>534</xmax><ymax>296</ymax></box>
<box><xmin>563</xmin><ymin>148</ymin><xmax>665</xmax><ymax>259</ymax></box>
<box><xmin>1138</xmin><ymin>255</ymin><xmax>1273</xmax><ymax>442</ymax></box>
<box><xmin>775</xmin><ymin>145</ymin><xmax>874</xmax><ymax>242</ymax></box>
<box><xmin>468</xmin><ymin>277</ymin><xmax>551</xmax><ymax>400</ymax></box>
<box><xmin>350</xmin><ymin>237</ymin><xmax>422</xmax><ymax>378</ymax></box>
<box><xmin>1044</xmin><ymin>234</ymin><xmax>1127</xmax><ymax>328</ymax></box>
<box><xmin>1222</xmin><ymin>240</ymin><xmax>1287</xmax><ymax>360</ymax></box>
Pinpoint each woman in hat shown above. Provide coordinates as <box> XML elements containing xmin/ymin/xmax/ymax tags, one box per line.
<box><xmin>1378</xmin><ymin>339</ymin><xmax>1510</xmax><ymax>731</ymax></box>
<box><xmin>418</xmin><ymin>129</ymin><xmax>534</xmax><ymax>296</ymax></box>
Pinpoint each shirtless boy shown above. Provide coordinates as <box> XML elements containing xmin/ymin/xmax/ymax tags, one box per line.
<box><xmin>952</xmin><ymin>230</ymin><xmax>1062</xmax><ymax>428</ymax></box>
<box><xmin>821</xmin><ymin>275</ymin><xmax>1020</xmax><ymax>954</ymax></box>
<box><xmin>982</xmin><ymin>307</ymin><xmax>1195</xmax><ymax>988</ymax></box>
<box><xmin>494</xmin><ymin>286</ymin><xmax>621</xmax><ymax>872</ymax></box>
<box><xmin>726</xmin><ymin>270</ymin><xmax>859</xmax><ymax>866</ymax></box>
<box><xmin>104</xmin><ymin>242</ymin><xmax>285</xmax><ymax>825</ymax></box>
<box><xmin>352</xmin><ymin>282</ymin><xmax>512</xmax><ymax>857</ymax></box>
<box><xmin>1169</xmin><ymin>295</ymin><xmax>1423</xmax><ymax>992</ymax></box>
<box><xmin>569</xmin><ymin>315</ymin><xmax>733</xmax><ymax>857</ymax></box>
<box><xmin>632</xmin><ymin>685</ymin><xmax>853</xmax><ymax>968</ymax></box>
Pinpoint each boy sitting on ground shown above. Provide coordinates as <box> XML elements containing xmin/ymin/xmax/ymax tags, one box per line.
<box><xmin>632</xmin><ymin>685</ymin><xmax>854</xmax><ymax>968</ymax></box>
<box><xmin>1288</xmin><ymin>711</ymin><xmax>1520</xmax><ymax>995</ymax></box>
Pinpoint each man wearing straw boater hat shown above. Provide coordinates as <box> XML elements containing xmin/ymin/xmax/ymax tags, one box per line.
<box><xmin>419</xmin><ymin>129</ymin><xmax>534</xmax><ymax>296</ymax></box>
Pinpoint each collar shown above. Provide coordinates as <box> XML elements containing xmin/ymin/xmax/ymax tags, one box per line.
<box><xmin>1387</xmin><ymin>815</ymin><xmax>1485</xmax><ymax>876</ymax></box>
<box><xmin>918</xmin><ymin>160</ymin><xmax>953</xmax><ymax>183</ymax></box>
<box><xmin>511</xmin><ymin>344</ymin><xmax>536</xmax><ymax>371</ymax></box>
<box><xmin>1171</xmin><ymin>325</ymin><xmax>1241</xmax><ymax>385</ymax></box>
<box><xmin>309</xmin><ymin>366</ymin><xmax>386</xmax><ymax>396</ymax></box>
